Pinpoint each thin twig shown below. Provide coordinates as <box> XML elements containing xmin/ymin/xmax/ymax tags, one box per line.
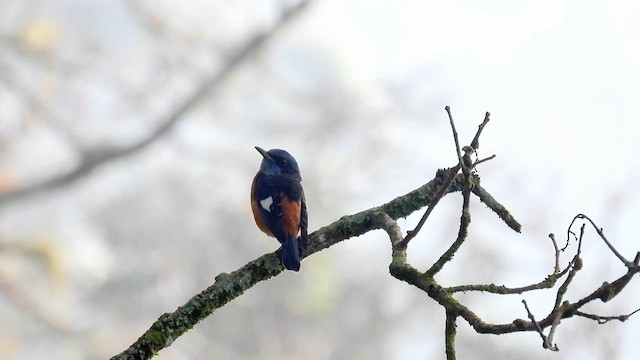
<box><xmin>549</xmin><ymin>233</ymin><xmax>561</xmax><ymax>274</ymax></box>
<box><xmin>546</xmin><ymin>305</ymin><xmax>563</xmax><ymax>351</ymax></box>
<box><xmin>446</xmin><ymin>279</ymin><xmax>556</xmax><ymax>294</ymax></box>
<box><xmin>575</xmin><ymin>308</ymin><xmax>640</xmax><ymax>324</ymax></box>
<box><xmin>445</xmin><ymin>106</ymin><xmax>465</xmax><ymax>173</ymax></box>
<box><xmin>554</xmin><ymin>225</ymin><xmax>584</xmax><ymax>309</ymax></box>
<box><xmin>522</xmin><ymin>300</ymin><xmax>546</xmax><ymax>342</ymax></box>
<box><xmin>571</xmin><ymin>214</ymin><xmax>632</xmax><ymax>267</ymax></box>
<box><xmin>472</xmin><ymin>154</ymin><xmax>496</xmax><ymax>167</ymax></box>
<box><xmin>424</xmin><ymin>182</ymin><xmax>472</xmax><ymax>277</ymax></box>
<box><xmin>398</xmin><ymin>166</ymin><xmax>460</xmax><ymax>248</ymax></box>
<box><xmin>562</xmin><ymin>229</ymin><xmax>576</xmax><ymax>252</ymax></box>
<box><xmin>470</xmin><ymin>112</ymin><xmax>490</xmax><ymax>151</ymax></box>
<box><xmin>522</xmin><ymin>300</ymin><xmax>558</xmax><ymax>351</ymax></box>
<box><xmin>448</xmin><ymin>233</ymin><xmax>565</xmax><ymax>294</ymax></box>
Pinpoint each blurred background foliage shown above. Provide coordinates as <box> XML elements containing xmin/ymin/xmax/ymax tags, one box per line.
<box><xmin>0</xmin><ymin>1</ymin><xmax>638</xmax><ymax>359</ymax></box>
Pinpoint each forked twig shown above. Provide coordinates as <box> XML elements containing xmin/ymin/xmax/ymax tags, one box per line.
<box><xmin>398</xmin><ymin>107</ymin><xmax>491</xmax><ymax>248</ymax></box>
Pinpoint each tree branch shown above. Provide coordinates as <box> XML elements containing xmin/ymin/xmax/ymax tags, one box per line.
<box><xmin>386</xmin><ymin>109</ymin><xmax>638</xmax><ymax>355</ymax></box>
<box><xmin>111</xmin><ymin>171</ymin><xmax>468</xmax><ymax>359</ymax></box>
<box><xmin>575</xmin><ymin>308</ymin><xmax>640</xmax><ymax>324</ymax></box>
<box><xmin>111</xmin><ymin>109</ymin><xmax>639</xmax><ymax>359</ymax></box>
<box><xmin>445</xmin><ymin>310</ymin><xmax>457</xmax><ymax>360</ymax></box>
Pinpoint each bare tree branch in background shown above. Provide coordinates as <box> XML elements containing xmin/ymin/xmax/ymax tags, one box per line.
<box><xmin>0</xmin><ymin>1</ymin><xmax>311</xmax><ymax>206</ymax></box>
<box><xmin>110</xmin><ymin>109</ymin><xmax>639</xmax><ymax>360</ymax></box>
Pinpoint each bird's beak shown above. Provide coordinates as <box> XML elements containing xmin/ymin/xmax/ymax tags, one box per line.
<box><xmin>255</xmin><ymin>146</ymin><xmax>274</xmax><ymax>161</ymax></box>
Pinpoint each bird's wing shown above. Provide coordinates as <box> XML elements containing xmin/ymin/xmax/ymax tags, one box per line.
<box><xmin>254</xmin><ymin>174</ymin><xmax>303</xmax><ymax>244</ymax></box>
<box><xmin>300</xmin><ymin>189</ymin><xmax>308</xmax><ymax>250</ymax></box>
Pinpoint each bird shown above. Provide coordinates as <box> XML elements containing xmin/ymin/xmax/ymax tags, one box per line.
<box><xmin>251</xmin><ymin>147</ymin><xmax>308</xmax><ymax>271</ymax></box>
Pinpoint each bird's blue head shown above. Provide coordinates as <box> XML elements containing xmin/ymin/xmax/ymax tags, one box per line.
<box><xmin>255</xmin><ymin>147</ymin><xmax>300</xmax><ymax>177</ymax></box>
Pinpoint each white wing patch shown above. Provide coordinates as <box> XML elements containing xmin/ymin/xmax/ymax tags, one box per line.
<box><xmin>260</xmin><ymin>196</ymin><xmax>274</xmax><ymax>212</ymax></box>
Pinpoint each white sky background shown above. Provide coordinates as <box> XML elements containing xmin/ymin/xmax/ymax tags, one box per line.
<box><xmin>310</xmin><ymin>0</ymin><xmax>640</xmax><ymax>188</ymax></box>
<box><xmin>1</xmin><ymin>0</ymin><xmax>639</xmax><ymax>359</ymax></box>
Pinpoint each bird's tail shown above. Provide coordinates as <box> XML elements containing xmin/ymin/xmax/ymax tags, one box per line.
<box><xmin>281</xmin><ymin>237</ymin><xmax>301</xmax><ymax>271</ymax></box>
